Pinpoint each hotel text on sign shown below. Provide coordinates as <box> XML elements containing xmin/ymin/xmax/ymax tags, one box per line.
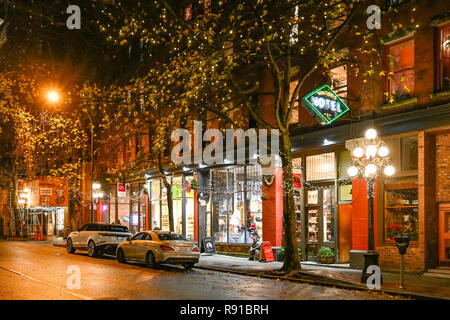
<box><xmin>301</xmin><ymin>84</ymin><xmax>349</xmax><ymax>125</ymax></box>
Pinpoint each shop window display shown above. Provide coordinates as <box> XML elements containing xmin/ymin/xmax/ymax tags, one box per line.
<box><xmin>384</xmin><ymin>183</ymin><xmax>419</xmax><ymax>241</ymax></box>
<box><xmin>172</xmin><ymin>177</ymin><xmax>183</xmax><ymax>235</ymax></box>
<box><xmin>150</xmin><ymin>180</ymin><xmax>161</xmax><ymax>229</ymax></box>
<box><xmin>185</xmin><ymin>177</ymin><xmax>195</xmax><ymax>240</ymax></box>
<box><xmin>211</xmin><ymin>165</ymin><xmax>262</xmax><ymax>244</ymax></box>
<box><xmin>323</xmin><ymin>188</ymin><xmax>335</xmax><ymax>242</ymax></box>
<box><xmin>308</xmin><ymin>209</ymin><xmax>319</xmax><ymax>243</ymax></box>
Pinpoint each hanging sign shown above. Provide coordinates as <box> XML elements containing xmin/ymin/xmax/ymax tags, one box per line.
<box><xmin>301</xmin><ymin>84</ymin><xmax>349</xmax><ymax>125</ymax></box>
<box><xmin>117</xmin><ymin>183</ymin><xmax>126</xmax><ymax>198</ymax></box>
<box><xmin>259</xmin><ymin>241</ymin><xmax>275</xmax><ymax>262</ymax></box>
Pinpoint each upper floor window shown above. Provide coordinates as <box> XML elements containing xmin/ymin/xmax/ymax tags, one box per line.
<box><xmin>288</xmin><ymin>80</ymin><xmax>299</xmax><ymax>124</ymax></box>
<box><xmin>437</xmin><ymin>23</ymin><xmax>450</xmax><ymax>92</ymax></box>
<box><xmin>387</xmin><ymin>38</ymin><xmax>415</xmax><ymax>101</ymax></box>
<box><xmin>330</xmin><ymin>65</ymin><xmax>347</xmax><ymax>100</ymax></box>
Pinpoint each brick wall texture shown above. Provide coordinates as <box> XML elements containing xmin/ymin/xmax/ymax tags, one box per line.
<box><xmin>437</xmin><ymin>133</ymin><xmax>450</xmax><ymax>203</ymax></box>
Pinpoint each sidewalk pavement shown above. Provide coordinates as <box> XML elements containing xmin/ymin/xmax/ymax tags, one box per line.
<box><xmin>196</xmin><ymin>254</ymin><xmax>450</xmax><ymax>300</ymax></box>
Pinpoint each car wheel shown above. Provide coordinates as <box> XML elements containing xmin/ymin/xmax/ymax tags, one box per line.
<box><xmin>117</xmin><ymin>248</ymin><xmax>126</xmax><ymax>263</ymax></box>
<box><xmin>184</xmin><ymin>263</ymin><xmax>195</xmax><ymax>270</ymax></box>
<box><xmin>87</xmin><ymin>240</ymin><xmax>97</xmax><ymax>257</ymax></box>
<box><xmin>67</xmin><ymin>238</ymin><xmax>75</xmax><ymax>254</ymax></box>
<box><xmin>145</xmin><ymin>251</ymin><xmax>156</xmax><ymax>268</ymax></box>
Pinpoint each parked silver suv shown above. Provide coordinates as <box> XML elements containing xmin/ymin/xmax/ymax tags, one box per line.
<box><xmin>67</xmin><ymin>223</ymin><xmax>131</xmax><ymax>257</ymax></box>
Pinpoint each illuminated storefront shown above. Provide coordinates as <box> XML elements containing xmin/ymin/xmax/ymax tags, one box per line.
<box><xmin>209</xmin><ymin>165</ymin><xmax>263</xmax><ymax>244</ymax></box>
<box><xmin>149</xmin><ymin>175</ymin><xmax>195</xmax><ymax>240</ymax></box>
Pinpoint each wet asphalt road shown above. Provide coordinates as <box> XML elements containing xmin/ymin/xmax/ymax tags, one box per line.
<box><xmin>0</xmin><ymin>240</ymin><xmax>400</xmax><ymax>300</ymax></box>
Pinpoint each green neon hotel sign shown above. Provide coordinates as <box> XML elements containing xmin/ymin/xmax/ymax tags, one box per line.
<box><xmin>301</xmin><ymin>84</ymin><xmax>349</xmax><ymax>125</ymax></box>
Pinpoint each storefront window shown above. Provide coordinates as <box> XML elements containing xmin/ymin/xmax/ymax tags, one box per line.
<box><xmin>401</xmin><ymin>135</ymin><xmax>418</xmax><ymax>171</ymax></box>
<box><xmin>172</xmin><ymin>176</ymin><xmax>183</xmax><ymax>234</ymax></box>
<box><xmin>185</xmin><ymin>176</ymin><xmax>195</xmax><ymax>240</ymax></box>
<box><xmin>150</xmin><ymin>180</ymin><xmax>161</xmax><ymax>229</ymax></box>
<box><xmin>211</xmin><ymin>165</ymin><xmax>262</xmax><ymax>244</ymax></box>
<box><xmin>384</xmin><ymin>183</ymin><xmax>419</xmax><ymax>242</ymax></box>
<box><xmin>161</xmin><ymin>183</ymin><xmax>169</xmax><ymax>231</ymax></box>
<box><xmin>306</xmin><ymin>153</ymin><xmax>335</xmax><ymax>181</ymax></box>
<box><xmin>323</xmin><ymin>188</ymin><xmax>335</xmax><ymax>242</ymax></box>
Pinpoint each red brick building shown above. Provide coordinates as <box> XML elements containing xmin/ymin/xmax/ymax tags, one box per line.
<box><xmin>93</xmin><ymin>0</ymin><xmax>450</xmax><ymax>272</ymax></box>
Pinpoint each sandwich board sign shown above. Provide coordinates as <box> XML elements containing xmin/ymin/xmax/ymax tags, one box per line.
<box><xmin>259</xmin><ymin>241</ymin><xmax>275</xmax><ymax>262</ymax></box>
<box><xmin>301</xmin><ymin>84</ymin><xmax>349</xmax><ymax>125</ymax></box>
<box><xmin>202</xmin><ymin>237</ymin><xmax>216</xmax><ymax>255</ymax></box>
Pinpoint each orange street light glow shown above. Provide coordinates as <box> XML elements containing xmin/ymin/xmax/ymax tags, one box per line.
<box><xmin>47</xmin><ymin>91</ymin><xmax>60</xmax><ymax>103</ymax></box>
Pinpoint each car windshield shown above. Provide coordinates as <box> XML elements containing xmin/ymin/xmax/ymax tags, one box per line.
<box><xmin>98</xmin><ymin>225</ymin><xmax>129</xmax><ymax>233</ymax></box>
<box><xmin>158</xmin><ymin>233</ymin><xmax>187</xmax><ymax>241</ymax></box>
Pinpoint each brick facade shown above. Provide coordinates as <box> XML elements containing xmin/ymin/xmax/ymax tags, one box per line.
<box><xmin>437</xmin><ymin>133</ymin><xmax>450</xmax><ymax>202</ymax></box>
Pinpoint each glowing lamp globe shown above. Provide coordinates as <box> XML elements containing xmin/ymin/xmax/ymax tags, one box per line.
<box><xmin>384</xmin><ymin>165</ymin><xmax>395</xmax><ymax>176</ymax></box>
<box><xmin>378</xmin><ymin>146</ymin><xmax>389</xmax><ymax>157</ymax></box>
<box><xmin>364</xmin><ymin>164</ymin><xmax>377</xmax><ymax>177</ymax></box>
<box><xmin>365</xmin><ymin>128</ymin><xmax>377</xmax><ymax>140</ymax></box>
<box><xmin>347</xmin><ymin>166</ymin><xmax>358</xmax><ymax>177</ymax></box>
<box><xmin>353</xmin><ymin>147</ymin><xmax>364</xmax><ymax>158</ymax></box>
<box><xmin>366</xmin><ymin>145</ymin><xmax>377</xmax><ymax>158</ymax></box>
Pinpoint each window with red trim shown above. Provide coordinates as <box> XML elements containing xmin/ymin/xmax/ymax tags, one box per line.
<box><xmin>437</xmin><ymin>24</ymin><xmax>450</xmax><ymax>92</ymax></box>
<box><xmin>387</xmin><ymin>38</ymin><xmax>415</xmax><ymax>101</ymax></box>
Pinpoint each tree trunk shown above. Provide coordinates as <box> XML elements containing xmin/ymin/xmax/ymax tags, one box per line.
<box><xmin>11</xmin><ymin>171</ymin><xmax>20</xmax><ymax>237</ymax></box>
<box><xmin>158</xmin><ymin>153</ymin><xmax>174</xmax><ymax>232</ymax></box>
<box><xmin>280</xmin><ymin>132</ymin><xmax>301</xmax><ymax>272</ymax></box>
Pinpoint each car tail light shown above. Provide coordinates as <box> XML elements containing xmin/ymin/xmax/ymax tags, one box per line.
<box><xmin>160</xmin><ymin>245</ymin><xmax>175</xmax><ymax>251</ymax></box>
<box><xmin>192</xmin><ymin>247</ymin><xmax>199</xmax><ymax>252</ymax></box>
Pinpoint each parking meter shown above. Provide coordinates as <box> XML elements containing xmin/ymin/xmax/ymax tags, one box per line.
<box><xmin>394</xmin><ymin>234</ymin><xmax>409</xmax><ymax>289</ymax></box>
<box><xmin>394</xmin><ymin>235</ymin><xmax>410</xmax><ymax>255</ymax></box>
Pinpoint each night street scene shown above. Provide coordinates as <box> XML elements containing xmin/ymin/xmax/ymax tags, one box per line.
<box><xmin>0</xmin><ymin>0</ymin><xmax>449</xmax><ymax>312</ymax></box>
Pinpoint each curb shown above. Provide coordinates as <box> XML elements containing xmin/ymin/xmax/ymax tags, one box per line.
<box><xmin>194</xmin><ymin>265</ymin><xmax>447</xmax><ymax>300</ymax></box>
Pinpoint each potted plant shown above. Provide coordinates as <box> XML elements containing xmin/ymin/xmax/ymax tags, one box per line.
<box><xmin>276</xmin><ymin>247</ymin><xmax>302</xmax><ymax>262</ymax></box>
<box><xmin>317</xmin><ymin>246</ymin><xmax>334</xmax><ymax>264</ymax></box>
<box><xmin>277</xmin><ymin>247</ymin><xmax>285</xmax><ymax>261</ymax></box>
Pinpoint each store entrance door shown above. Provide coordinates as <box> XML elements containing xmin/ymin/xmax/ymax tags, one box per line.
<box><xmin>439</xmin><ymin>204</ymin><xmax>450</xmax><ymax>267</ymax></box>
<box><xmin>305</xmin><ymin>186</ymin><xmax>336</xmax><ymax>262</ymax></box>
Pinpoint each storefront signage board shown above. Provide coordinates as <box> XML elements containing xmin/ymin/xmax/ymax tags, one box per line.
<box><xmin>301</xmin><ymin>84</ymin><xmax>349</xmax><ymax>125</ymax></box>
<box><xmin>259</xmin><ymin>241</ymin><xmax>275</xmax><ymax>262</ymax></box>
<box><xmin>202</xmin><ymin>237</ymin><xmax>216</xmax><ymax>254</ymax></box>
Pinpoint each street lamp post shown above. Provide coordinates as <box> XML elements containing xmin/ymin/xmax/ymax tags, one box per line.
<box><xmin>346</xmin><ymin>128</ymin><xmax>395</xmax><ymax>284</ymax></box>
<box><xmin>46</xmin><ymin>90</ymin><xmax>121</xmax><ymax>223</ymax></box>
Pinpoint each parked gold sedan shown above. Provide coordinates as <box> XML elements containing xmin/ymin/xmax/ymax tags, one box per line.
<box><xmin>116</xmin><ymin>230</ymin><xmax>200</xmax><ymax>269</ymax></box>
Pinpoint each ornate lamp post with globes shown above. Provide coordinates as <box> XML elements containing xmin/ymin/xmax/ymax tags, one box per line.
<box><xmin>345</xmin><ymin>128</ymin><xmax>395</xmax><ymax>284</ymax></box>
